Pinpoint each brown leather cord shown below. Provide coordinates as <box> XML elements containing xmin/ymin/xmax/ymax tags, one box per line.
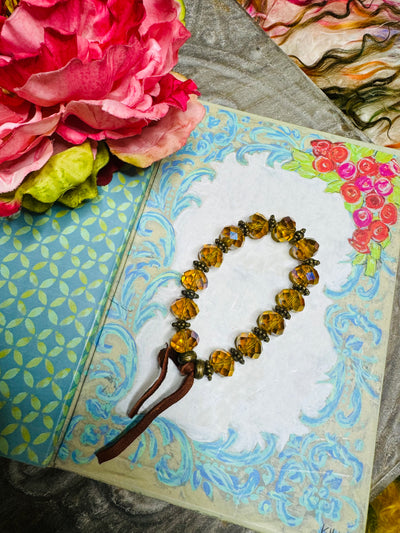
<box><xmin>95</xmin><ymin>346</ymin><xmax>195</xmax><ymax>464</ymax></box>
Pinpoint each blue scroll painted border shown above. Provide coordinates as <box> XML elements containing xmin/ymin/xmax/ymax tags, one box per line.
<box><xmin>59</xmin><ymin>106</ymin><xmax>394</xmax><ymax>530</ymax></box>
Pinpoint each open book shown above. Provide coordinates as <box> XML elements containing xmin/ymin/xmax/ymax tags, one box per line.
<box><xmin>2</xmin><ymin>102</ymin><xmax>399</xmax><ymax>532</ymax></box>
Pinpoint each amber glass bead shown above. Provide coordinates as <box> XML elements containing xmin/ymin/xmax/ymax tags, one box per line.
<box><xmin>276</xmin><ymin>289</ymin><xmax>305</xmax><ymax>312</ymax></box>
<box><xmin>170</xmin><ymin>297</ymin><xmax>199</xmax><ymax>320</ymax></box>
<box><xmin>289</xmin><ymin>264</ymin><xmax>319</xmax><ymax>286</ymax></box>
<box><xmin>257</xmin><ymin>311</ymin><xmax>285</xmax><ymax>335</ymax></box>
<box><xmin>235</xmin><ymin>332</ymin><xmax>262</xmax><ymax>359</ymax></box>
<box><xmin>181</xmin><ymin>269</ymin><xmax>208</xmax><ymax>291</ymax></box>
<box><xmin>271</xmin><ymin>216</ymin><xmax>296</xmax><ymax>242</ymax></box>
<box><xmin>170</xmin><ymin>329</ymin><xmax>199</xmax><ymax>353</ymax></box>
<box><xmin>289</xmin><ymin>238</ymin><xmax>319</xmax><ymax>260</ymax></box>
<box><xmin>209</xmin><ymin>350</ymin><xmax>234</xmax><ymax>376</ymax></box>
<box><xmin>247</xmin><ymin>213</ymin><xmax>269</xmax><ymax>239</ymax></box>
<box><xmin>219</xmin><ymin>225</ymin><xmax>244</xmax><ymax>249</ymax></box>
<box><xmin>198</xmin><ymin>244</ymin><xmax>223</xmax><ymax>268</ymax></box>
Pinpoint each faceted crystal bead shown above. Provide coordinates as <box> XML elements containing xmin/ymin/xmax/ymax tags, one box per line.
<box><xmin>181</xmin><ymin>269</ymin><xmax>208</xmax><ymax>291</ymax></box>
<box><xmin>198</xmin><ymin>244</ymin><xmax>223</xmax><ymax>268</ymax></box>
<box><xmin>271</xmin><ymin>216</ymin><xmax>296</xmax><ymax>242</ymax></box>
<box><xmin>209</xmin><ymin>350</ymin><xmax>234</xmax><ymax>376</ymax></box>
<box><xmin>289</xmin><ymin>238</ymin><xmax>319</xmax><ymax>260</ymax></box>
<box><xmin>247</xmin><ymin>213</ymin><xmax>269</xmax><ymax>239</ymax></box>
<box><xmin>219</xmin><ymin>225</ymin><xmax>244</xmax><ymax>249</ymax></box>
<box><xmin>170</xmin><ymin>297</ymin><xmax>199</xmax><ymax>320</ymax></box>
<box><xmin>257</xmin><ymin>311</ymin><xmax>285</xmax><ymax>335</ymax></box>
<box><xmin>235</xmin><ymin>332</ymin><xmax>262</xmax><ymax>359</ymax></box>
<box><xmin>170</xmin><ymin>329</ymin><xmax>199</xmax><ymax>353</ymax></box>
<box><xmin>276</xmin><ymin>289</ymin><xmax>305</xmax><ymax>312</ymax></box>
<box><xmin>289</xmin><ymin>264</ymin><xmax>319</xmax><ymax>286</ymax></box>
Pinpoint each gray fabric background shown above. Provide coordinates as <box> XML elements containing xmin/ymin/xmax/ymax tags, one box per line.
<box><xmin>1</xmin><ymin>1</ymin><xmax>398</xmax><ymax>531</ymax></box>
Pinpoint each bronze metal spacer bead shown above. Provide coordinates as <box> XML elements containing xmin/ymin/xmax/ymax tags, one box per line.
<box><xmin>302</xmin><ymin>258</ymin><xmax>320</xmax><ymax>266</ymax></box>
<box><xmin>177</xmin><ymin>351</ymin><xmax>198</xmax><ymax>365</ymax></box>
<box><xmin>268</xmin><ymin>215</ymin><xmax>276</xmax><ymax>229</ymax></box>
<box><xmin>194</xmin><ymin>359</ymin><xmax>205</xmax><ymax>379</ymax></box>
<box><xmin>238</xmin><ymin>220</ymin><xmax>250</xmax><ymax>236</ymax></box>
<box><xmin>204</xmin><ymin>360</ymin><xmax>214</xmax><ymax>381</ymax></box>
<box><xmin>172</xmin><ymin>319</ymin><xmax>190</xmax><ymax>330</ymax></box>
<box><xmin>289</xmin><ymin>228</ymin><xmax>306</xmax><ymax>244</ymax></box>
<box><xmin>230</xmin><ymin>348</ymin><xmax>245</xmax><ymax>364</ymax></box>
<box><xmin>252</xmin><ymin>326</ymin><xmax>270</xmax><ymax>342</ymax></box>
<box><xmin>292</xmin><ymin>283</ymin><xmax>310</xmax><ymax>296</ymax></box>
<box><xmin>181</xmin><ymin>289</ymin><xmax>199</xmax><ymax>299</ymax></box>
<box><xmin>215</xmin><ymin>238</ymin><xmax>229</xmax><ymax>253</ymax></box>
<box><xmin>275</xmin><ymin>305</ymin><xmax>291</xmax><ymax>320</ymax></box>
<box><xmin>193</xmin><ymin>259</ymin><xmax>209</xmax><ymax>272</ymax></box>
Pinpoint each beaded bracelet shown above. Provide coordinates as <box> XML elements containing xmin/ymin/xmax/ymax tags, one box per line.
<box><xmin>96</xmin><ymin>213</ymin><xmax>319</xmax><ymax>463</ymax></box>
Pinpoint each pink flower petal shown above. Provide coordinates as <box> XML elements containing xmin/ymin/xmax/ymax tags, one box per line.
<box><xmin>0</xmin><ymin>137</ymin><xmax>54</xmax><ymax>193</ymax></box>
<box><xmin>108</xmin><ymin>97</ymin><xmax>205</xmax><ymax>168</ymax></box>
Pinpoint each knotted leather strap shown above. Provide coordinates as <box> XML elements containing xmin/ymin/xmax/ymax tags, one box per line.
<box><xmin>95</xmin><ymin>345</ymin><xmax>195</xmax><ymax>464</ymax></box>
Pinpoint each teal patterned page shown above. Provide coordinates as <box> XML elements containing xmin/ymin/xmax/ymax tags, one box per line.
<box><xmin>57</xmin><ymin>103</ymin><xmax>400</xmax><ymax>532</ymax></box>
<box><xmin>0</xmin><ymin>169</ymin><xmax>153</xmax><ymax>465</ymax></box>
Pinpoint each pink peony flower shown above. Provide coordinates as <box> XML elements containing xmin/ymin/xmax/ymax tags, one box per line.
<box><xmin>0</xmin><ymin>90</ymin><xmax>61</xmax><ymax>194</ymax></box>
<box><xmin>0</xmin><ymin>0</ymin><xmax>205</xmax><ymax>199</ymax></box>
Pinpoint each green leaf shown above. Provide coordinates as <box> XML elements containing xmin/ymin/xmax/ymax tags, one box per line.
<box><xmin>14</xmin><ymin>349</ymin><xmax>24</xmax><ymax>365</ymax></box>
<box><xmin>21</xmin><ymin>425</ymin><xmax>30</xmax><ymax>443</ymax></box>
<box><xmin>50</xmin><ymin>297</ymin><xmax>66</xmax><ymax>307</ymax></box>
<box><xmin>365</xmin><ymin>255</ymin><xmax>377</xmax><ymax>277</ymax></box>
<box><xmin>74</xmin><ymin>320</ymin><xmax>85</xmax><ymax>336</ymax></box>
<box><xmin>67</xmin><ymin>351</ymin><xmax>77</xmax><ymax>363</ymax></box>
<box><xmin>30</xmin><ymin>395</ymin><xmax>41</xmax><ymax>410</ymax></box>
<box><xmin>0</xmin><ymin>298</ymin><xmax>14</xmax><ymax>309</ymax></box>
<box><xmin>11</xmin><ymin>406</ymin><xmax>21</xmax><ymax>420</ymax></box>
<box><xmin>29</xmin><ymin>305</ymin><xmax>45</xmax><ymax>317</ymax></box>
<box><xmin>375</xmin><ymin>152</ymin><xmax>394</xmax><ymax>163</ymax></box>
<box><xmin>51</xmin><ymin>382</ymin><xmax>62</xmax><ymax>400</ymax></box>
<box><xmin>60</xmin><ymin>316</ymin><xmax>74</xmax><ymax>326</ymax></box>
<box><xmin>26</xmin><ymin>357</ymin><xmax>43</xmax><ymax>369</ymax></box>
<box><xmin>45</xmin><ymin>360</ymin><xmax>54</xmax><ymax>375</ymax></box>
<box><xmin>24</xmin><ymin>318</ymin><xmax>35</xmax><ymax>335</ymax></box>
<box><xmin>42</xmin><ymin>401</ymin><xmax>59</xmax><ymax>414</ymax></box>
<box><xmin>43</xmin><ymin>416</ymin><xmax>54</xmax><ymax>429</ymax></box>
<box><xmin>281</xmin><ymin>160</ymin><xmax>300</xmax><ymax>172</ymax></box>
<box><xmin>0</xmin><ymin>436</ymin><xmax>9</xmax><ymax>455</ymax></box>
<box><xmin>66</xmin><ymin>337</ymin><xmax>82</xmax><ymax>349</ymax></box>
<box><xmin>347</xmin><ymin>144</ymin><xmax>374</xmax><ymax>160</ymax></box>
<box><xmin>1</xmin><ymin>423</ymin><xmax>18</xmax><ymax>436</ymax></box>
<box><xmin>59</xmin><ymin>281</ymin><xmax>69</xmax><ymax>296</ymax></box>
<box><xmin>27</xmin><ymin>448</ymin><xmax>39</xmax><ymax>463</ymax></box>
<box><xmin>47</xmin><ymin>347</ymin><xmax>63</xmax><ymax>358</ymax></box>
<box><xmin>55</xmin><ymin>368</ymin><xmax>70</xmax><ymax>379</ymax></box>
<box><xmin>48</xmin><ymin>309</ymin><xmax>58</xmax><ymax>325</ymax></box>
<box><xmin>11</xmin><ymin>443</ymin><xmax>28</xmax><ymax>456</ymax></box>
<box><xmin>23</xmin><ymin>370</ymin><xmax>34</xmax><ymax>388</ymax></box>
<box><xmin>23</xmin><ymin>411</ymin><xmax>39</xmax><ymax>423</ymax></box>
<box><xmin>8</xmin><ymin>318</ymin><xmax>24</xmax><ymax>328</ymax></box>
<box><xmin>38</xmin><ymin>329</ymin><xmax>52</xmax><ymax>340</ymax></box>
<box><xmin>3</xmin><ymin>368</ymin><xmax>20</xmax><ymax>380</ymax></box>
<box><xmin>370</xmin><ymin>241</ymin><xmax>382</xmax><ymax>260</ymax></box>
<box><xmin>13</xmin><ymin>392</ymin><xmax>28</xmax><ymax>404</ymax></box>
<box><xmin>16</xmin><ymin>337</ymin><xmax>32</xmax><ymax>347</ymax></box>
<box><xmin>17</xmin><ymin>300</ymin><xmax>27</xmax><ymax>315</ymax></box>
<box><xmin>353</xmin><ymin>253</ymin><xmax>367</xmax><ymax>265</ymax></box>
<box><xmin>381</xmin><ymin>236</ymin><xmax>391</xmax><ymax>249</ymax></box>
<box><xmin>61</xmin><ymin>269</ymin><xmax>77</xmax><ymax>279</ymax></box>
<box><xmin>40</xmin><ymin>278</ymin><xmax>56</xmax><ymax>289</ymax></box>
<box><xmin>5</xmin><ymin>330</ymin><xmax>13</xmax><ymax>345</ymax></box>
<box><xmin>36</xmin><ymin>377</ymin><xmax>52</xmax><ymax>388</ymax></box>
<box><xmin>0</xmin><ymin>381</ymin><xmax>10</xmax><ymax>398</ymax></box>
<box><xmin>32</xmin><ymin>432</ymin><xmax>50</xmax><ymax>445</ymax></box>
<box><xmin>37</xmin><ymin>342</ymin><xmax>47</xmax><ymax>355</ymax></box>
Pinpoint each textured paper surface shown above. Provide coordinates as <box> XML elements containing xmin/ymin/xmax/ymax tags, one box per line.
<box><xmin>0</xmin><ymin>170</ymin><xmax>153</xmax><ymax>465</ymax></box>
<box><xmin>57</xmin><ymin>103</ymin><xmax>400</xmax><ymax>532</ymax></box>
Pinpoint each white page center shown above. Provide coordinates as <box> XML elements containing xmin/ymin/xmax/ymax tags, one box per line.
<box><xmin>119</xmin><ymin>152</ymin><xmax>354</xmax><ymax>451</ymax></box>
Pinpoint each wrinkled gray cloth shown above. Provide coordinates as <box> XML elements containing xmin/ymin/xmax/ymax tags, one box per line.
<box><xmin>1</xmin><ymin>1</ymin><xmax>398</xmax><ymax>531</ymax></box>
